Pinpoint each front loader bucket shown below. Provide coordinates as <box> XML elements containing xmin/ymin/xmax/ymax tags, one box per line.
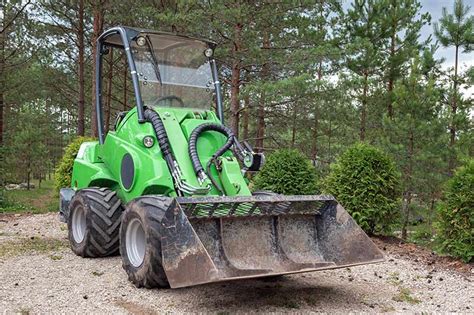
<box><xmin>159</xmin><ymin>195</ymin><xmax>384</xmax><ymax>288</ymax></box>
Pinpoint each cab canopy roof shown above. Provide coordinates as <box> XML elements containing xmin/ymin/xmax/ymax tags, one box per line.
<box><xmin>100</xmin><ymin>26</ymin><xmax>216</xmax><ymax>50</ymax></box>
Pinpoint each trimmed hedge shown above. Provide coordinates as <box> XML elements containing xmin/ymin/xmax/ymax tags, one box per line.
<box><xmin>54</xmin><ymin>136</ymin><xmax>94</xmax><ymax>193</ymax></box>
<box><xmin>435</xmin><ymin>159</ymin><xmax>473</xmax><ymax>262</ymax></box>
<box><xmin>253</xmin><ymin>149</ymin><xmax>318</xmax><ymax>195</ymax></box>
<box><xmin>323</xmin><ymin>143</ymin><xmax>401</xmax><ymax>234</ymax></box>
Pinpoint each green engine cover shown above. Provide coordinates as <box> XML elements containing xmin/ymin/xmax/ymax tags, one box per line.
<box><xmin>70</xmin><ymin>106</ymin><xmax>251</xmax><ymax>202</ymax></box>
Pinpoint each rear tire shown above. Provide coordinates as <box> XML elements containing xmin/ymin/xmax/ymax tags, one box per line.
<box><xmin>120</xmin><ymin>196</ymin><xmax>170</xmax><ymax>288</ymax></box>
<box><xmin>68</xmin><ymin>187</ymin><xmax>124</xmax><ymax>257</ymax></box>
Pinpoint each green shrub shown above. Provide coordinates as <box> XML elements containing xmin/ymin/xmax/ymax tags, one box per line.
<box><xmin>54</xmin><ymin>136</ymin><xmax>94</xmax><ymax>193</ymax></box>
<box><xmin>323</xmin><ymin>143</ymin><xmax>400</xmax><ymax>234</ymax></box>
<box><xmin>253</xmin><ymin>149</ymin><xmax>318</xmax><ymax>195</ymax></box>
<box><xmin>409</xmin><ymin>223</ymin><xmax>434</xmax><ymax>247</ymax></box>
<box><xmin>435</xmin><ymin>159</ymin><xmax>474</xmax><ymax>262</ymax></box>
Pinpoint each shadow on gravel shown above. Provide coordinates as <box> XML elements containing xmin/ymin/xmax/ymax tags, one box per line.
<box><xmin>176</xmin><ymin>276</ymin><xmax>362</xmax><ymax>312</ymax></box>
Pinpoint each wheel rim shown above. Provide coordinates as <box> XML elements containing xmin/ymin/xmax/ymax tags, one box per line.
<box><xmin>71</xmin><ymin>205</ymin><xmax>86</xmax><ymax>243</ymax></box>
<box><xmin>126</xmin><ymin>218</ymin><xmax>146</xmax><ymax>267</ymax></box>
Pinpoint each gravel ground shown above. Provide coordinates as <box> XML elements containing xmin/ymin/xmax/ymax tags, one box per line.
<box><xmin>0</xmin><ymin>213</ymin><xmax>472</xmax><ymax>314</ymax></box>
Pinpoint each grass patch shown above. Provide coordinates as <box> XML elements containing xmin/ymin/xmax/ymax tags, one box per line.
<box><xmin>381</xmin><ymin>305</ymin><xmax>396</xmax><ymax>312</ymax></box>
<box><xmin>387</xmin><ymin>271</ymin><xmax>402</xmax><ymax>285</ymax></box>
<box><xmin>392</xmin><ymin>287</ymin><xmax>421</xmax><ymax>305</ymax></box>
<box><xmin>1</xmin><ymin>179</ymin><xmax>56</xmax><ymax>214</ymax></box>
<box><xmin>408</xmin><ymin>223</ymin><xmax>435</xmax><ymax>248</ymax></box>
<box><xmin>0</xmin><ymin>237</ymin><xmax>68</xmax><ymax>258</ymax></box>
<box><xmin>16</xmin><ymin>308</ymin><xmax>30</xmax><ymax>315</ymax></box>
<box><xmin>49</xmin><ymin>254</ymin><xmax>63</xmax><ymax>261</ymax></box>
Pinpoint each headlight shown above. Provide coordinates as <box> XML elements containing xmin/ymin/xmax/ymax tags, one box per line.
<box><xmin>204</xmin><ymin>48</ymin><xmax>214</xmax><ymax>58</ymax></box>
<box><xmin>143</xmin><ymin>136</ymin><xmax>154</xmax><ymax>148</ymax></box>
<box><xmin>136</xmin><ymin>36</ymin><xmax>146</xmax><ymax>47</ymax></box>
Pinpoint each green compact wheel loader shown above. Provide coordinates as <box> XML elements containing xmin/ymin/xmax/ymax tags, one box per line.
<box><xmin>59</xmin><ymin>26</ymin><xmax>383</xmax><ymax>289</ymax></box>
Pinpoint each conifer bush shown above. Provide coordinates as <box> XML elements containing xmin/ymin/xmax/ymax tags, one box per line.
<box><xmin>435</xmin><ymin>159</ymin><xmax>473</xmax><ymax>262</ymax></box>
<box><xmin>323</xmin><ymin>143</ymin><xmax>401</xmax><ymax>234</ymax></box>
<box><xmin>54</xmin><ymin>137</ymin><xmax>94</xmax><ymax>193</ymax></box>
<box><xmin>253</xmin><ymin>149</ymin><xmax>318</xmax><ymax>195</ymax></box>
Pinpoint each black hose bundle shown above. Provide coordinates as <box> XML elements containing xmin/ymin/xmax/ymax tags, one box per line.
<box><xmin>144</xmin><ymin>110</ymin><xmax>236</xmax><ymax>195</ymax></box>
<box><xmin>188</xmin><ymin>123</ymin><xmax>235</xmax><ymax>194</ymax></box>
<box><xmin>143</xmin><ymin>108</ymin><xmax>175</xmax><ymax>171</ymax></box>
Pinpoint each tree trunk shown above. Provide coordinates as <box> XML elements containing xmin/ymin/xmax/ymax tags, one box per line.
<box><xmin>448</xmin><ymin>45</ymin><xmax>459</xmax><ymax>172</ymax></box>
<box><xmin>230</xmin><ymin>62</ymin><xmax>240</xmax><ymax>135</ymax></box>
<box><xmin>428</xmin><ymin>196</ymin><xmax>435</xmax><ymax>234</ymax></box>
<box><xmin>255</xmin><ymin>89</ymin><xmax>266</xmax><ymax>152</ymax></box>
<box><xmin>328</xmin><ymin>118</ymin><xmax>332</xmax><ymax>161</ymax></box>
<box><xmin>360</xmin><ymin>71</ymin><xmax>368</xmax><ymax>141</ymax></box>
<box><xmin>401</xmin><ymin>191</ymin><xmax>412</xmax><ymax>239</ymax></box>
<box><xmin>242</xmin><ymin>93</ymin><xmax>250</xmax><ymax>140</ymax></box>
<box><xmin>401</xmin><ymin>131</ymin><xmax>414</xmax><ymax>239</ymax></box>
<box><xmin>77</xmin><ymin>0</ymin><xmax>85</xmax><ymax>136</ymax></box>
<box><xmin>311</xmin><ymin>106</ymin><xmax>319</xmax><ymax>163</ymax></box>
<box><xmin>91</xmin><ymin>0</ymin><xmax>105</xmax><ymax>138</ymax></box>
<box><xmin>311</xmin><ymin>62</ymin><xmax>323</xmax><ymax>163</ymax></box>
<box><xmin>291</xmin><ymin>103</ymin><xmax>297</xmax><ymax>148</ymax></box>
<box><xmin>229</xmin><ymin>23</ymin><xmax>242</xmax><ymax>136</ymax></box>
<box><xmin>123</xmin><ymin>60</ymin><xmax>128</xmax><ymax>110</ymax></box>
<box><xmin>387</xmin><ymin>7</ymin><xmax>396</xmax><ymax>119</ymax></box>
<box><xmin>104</xmin><ymin>49</ymin><xmax>114</xmax><ymax>134</ymax></box>
<box><xmin>0</xmin><ymin>17</ymin><xmax>4</xmax><ymax>145</ymax></box>
<box><xmin>27</xmin><ymin>163</ymin><xmax>31</xmax><ymax>191</ymax></box>
<box><xmin>387</xmin><ymin>78</ymin><xmax>394</xmax><ymax>118</ymax></box>
<box><xmin>255</xmin><ymin>32</ymin><xmax>270</xmax><ymax>152</ymax></box>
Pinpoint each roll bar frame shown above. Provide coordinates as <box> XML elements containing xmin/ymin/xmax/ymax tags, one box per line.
<box><xmin>95</xmin><ymin>26</ymin><xmax>224</xmax><ymax>144</ymax></box>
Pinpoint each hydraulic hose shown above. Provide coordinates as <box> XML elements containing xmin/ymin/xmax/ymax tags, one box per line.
<box><xmin>143</xmin><ymin>108</ymin><xmax>175</xmax><ymax>173</ymax></box>
<box><xmin>188</xmin><ymin>123</ymin><xmax>235</xmax><ymax>191</ymax></box>
<box><xmin>144</xmin><ymin>108</ymin><xmax>211</xmax><ymax>196</ymax></box>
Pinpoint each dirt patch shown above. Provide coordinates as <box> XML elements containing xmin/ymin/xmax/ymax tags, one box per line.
<box><xmin>114</xmin><ymin>299</ymin><xmax>158</xmax><ymax>314</ymax></box>
<box><xmin>0</xmin><ymin>237</ymin><xmax>68</xmax><ymax>258</ymax></box>
<box><xmin>0</xmin><ymin>213</ymin><xmax>472</xmax><ymax>313</ymax></box>
<box><xmin>30</xmin><ymin>190</ymin><xmax>55</xmax><ymax>211</ymax></box>
<box><xmin>373</xmin><ymin>236</ymin><xmax>473</xmax><ymax>276</ymax></box>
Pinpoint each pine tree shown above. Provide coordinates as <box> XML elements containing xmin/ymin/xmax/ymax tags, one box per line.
<box><xmin>383</xmin><ymin>55</ymin><xmax>446</xmax><ymax>239</ymax></box>
<box><xmin>0</xmin><ymin>0</ymin><xmax>34</xmax><ymax>144</ymax></box>
<box><xmin>39</xmin><ymin>0</ymin><xmax>92</xmax><ymax>136</ymax></box>
<box><xmin>344</xmin><ymin>0</ymin><xmax>386</xmax><ymax>141</ymax></box>
<box><xmin>381</xmin><ymin>0</ymin><xmax>430</xmax><ymax>118</ymax></box>
<box><xmin>434</xmin><ymin>0</ymin><xmax>473</xmax><ymax>169</ymax></box>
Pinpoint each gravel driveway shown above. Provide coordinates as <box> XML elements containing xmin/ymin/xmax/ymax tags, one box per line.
<box><xmin>0</xmin><ymin>213</ymin><xmax>472</xmax><ymax>314</ymax></box>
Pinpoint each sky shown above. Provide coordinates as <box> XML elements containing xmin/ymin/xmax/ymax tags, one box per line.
<box><xmin>419</xmin><ymin>0</ymin><xmax>473</xmax><ymax>71</ymax></box>
<box><xmin>342</xmin><ymin>0</ymin><xmax>474</xmax><ymax>69</ymax></box>
<box><xmin>342</xmin><ymin>0</ymin><xmax>473</xmax><ymax>96</ymax></box>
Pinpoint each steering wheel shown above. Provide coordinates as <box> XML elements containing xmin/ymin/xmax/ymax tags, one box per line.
<box><xmin>150</xmin><ymin>95</ymin><xmax>185</xmax><ymax>107</ymax></box>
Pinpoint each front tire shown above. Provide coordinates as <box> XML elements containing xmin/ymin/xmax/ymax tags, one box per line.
<box><xmin>68</xmin><ymin>187</ymin><xmax>123</xmax><ymax>257</ymax></box>
<box><xmin>120</xmin><ymin>196</ymin><xmax>170</xmax><ymax>288</ymax></box>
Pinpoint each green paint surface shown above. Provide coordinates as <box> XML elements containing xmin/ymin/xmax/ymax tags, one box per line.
<box><xmin>70</xmin><ymin>106</ymin><xmax>251</xmax><ymax>202</ymax></box>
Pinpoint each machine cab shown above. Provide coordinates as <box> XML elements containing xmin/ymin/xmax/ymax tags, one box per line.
<box><xmin>95</xmin><ymin>27</ymin><xmax>224</xmax><ymax>143</ymax></box>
